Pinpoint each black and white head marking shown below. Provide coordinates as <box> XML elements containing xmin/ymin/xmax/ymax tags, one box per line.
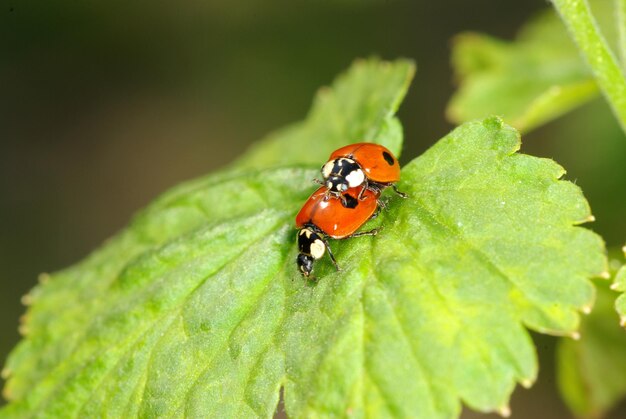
<box><xmin>321</xmin><ymin>161</ymin><xmax>335</xmax><ymax>179</ymax></box>
<box><xmin>297</xmin><ymin>228</ymin><xmax>327</xmax><ymax>277</ymax></box>
<box><xmin>298</xmin><ymin>228</ymin><xmax>326</xmax><ymax>260</ymax></box>
<box><xmin>321</xmin><ymin>158</ymin><xmax>365</xmax><ymax>193</ymax></box>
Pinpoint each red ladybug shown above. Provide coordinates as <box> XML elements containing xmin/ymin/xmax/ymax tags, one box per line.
<box><xmin>295</xmin><ymin>185</ymin><xmax>381</xmax><ymax>277</ymax></box>
<box><xmin>320</xmin><ymin>142</ymin><xmax>407</xmax><ymax>199</ymax></box>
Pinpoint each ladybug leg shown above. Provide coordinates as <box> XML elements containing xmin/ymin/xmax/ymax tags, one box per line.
<box><xmin>357</xmin><ymin>181</ymin><xmax>368</xmax><ymax>200</ymax></box>
<box><xmin>346</xmin><ymin>227</ymin><xmax>382</xmax><ymax>238</ymax></box>
<box><xmin>320</xmin><ymin>187</ymin><xmax>345</xmax><ymax>205</ymax></box>
<box><xmin>322</xmin><ymin>237</ymin><xmax>341</xmax><ymax>271</ymax></box>
<box><xmin>376</xmin><ymin>198</ymin><xmax>388</xmax><ymax>211</ymax></box>
<box><xmin>391</xmin><ymin>183</ymin><xmax>408</xmax><ymax>198</ymax></box>
<box><xmin>313</xmin><ymin>178</ymin><xmax>324</xmax><ymax>185</ymax></box>
<box><xmin>369</xmin><ymin>200</ymin><xmax>386</xmax><ymax>221</ymax></box>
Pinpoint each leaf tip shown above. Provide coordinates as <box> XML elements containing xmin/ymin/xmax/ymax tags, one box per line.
<box><xmin>2</xmin><ymin>386</ymin><xmax>11</xmax><ymax>402</ymax></box>
<box><xmin>599</xmin><ymin>271</ymin><xmax>611</xmax><ymax>280</ymax></box>
<box><xmin>482</xmin><ymin>115</ymin><xmax>505</xmax><ymax>131</ymax></box>
<box><xmin>610</xmin><ymin>282</ymin><xmax>620</xmax><ymax>291</ymax></box>
<box><xmin>18</xmin><ymin>314</ymin><xmax>29</xmax><ymax>336</ymax></box>
<box><xmin>521</xmin><ymin>378</ymin><xmax>533</xmax><ymax>389</ymax></box>
<box><xmin>38</xmin><ymin>272</ymin><xmax>50</xmax><ymax>284</ymax></box>
<box><xmin>621</xmin><ymin>316</ymin><xmax>626</xmax><ymax>328</ymax></box>
<box><xmin>497</xmin><ymin>404</ymin><xmax>511</xmax><ymax>417</ymax></box>
<box><xmin>581</xmin><ymin>304</ymin><xmax>592</xmax><ymax>315</ymax></box>
<box><xmin>18</xmin><ymin>324</ymin><xmax>28</xmax><ymax>337</ymax></box>
<box><xmin>622</xmin><ymin>245</ymin><xmax>626</xmax><ymax>255</ymax></box>
<box><xmin>569</xmin><ymin>331</ymin><xmax>581</xmax><ymax>341</ymax></box>
<box><xmin>20</xmin><ymin>293</ymin><xmax>33</xmax><ymax>306</ymax></box>
<box><xmin>1</xmin><ymin>367</ymin><xmax>10</xmax><ymax>380</ymax></box>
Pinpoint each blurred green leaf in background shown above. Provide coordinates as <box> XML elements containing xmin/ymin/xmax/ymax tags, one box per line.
<box><xmin>558</xmin><ymin>260</ymin><xmax>626</xmax><ymax>418</ymax></box>
<box><xmin>612</xmin><ymin>247</ymin><xmax>626</xmax><ymax>325</ymax></box>
<box><xmin>447</xmin><ymin>0</ymin><xmax>622</xmax><ymax>134</ymax></box>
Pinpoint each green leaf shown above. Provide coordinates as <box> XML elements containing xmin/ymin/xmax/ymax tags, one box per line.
<box><xmin>618</xmin><ymin>0</ymin><xmax>626</xmax><ymax>67</ymax></box>
<box><xmin>612</xmin><ymin>245</ymin><xmax>626</xmax><ymax>325</ymax></box>
<box><xmin>558</xmin><ymin>274</ymin><xmax>626</xmax><ymax>418</ymax></box>
<box><xmin>447</xmin><ymin>0</ymin><xmax>625</xmax><ymax>134</ymax></box>
<box><xmin>551</xmin><ymin>0</ymin><xmax>626</xmax><ymax>134</ymax></box>
<box><xmin>2</xmin><ymin>58</ymin><xmax>606</xmax><ymax>418</ymax></box>
<box><xmin>447</xmin><ymin>9</ymin><xmax>598</xmax><ymax>133</ymax></box>
<box><xmin>236</xmin><ymin>58</ymin><xmax>415</xmax><ymax>168</ymax></box>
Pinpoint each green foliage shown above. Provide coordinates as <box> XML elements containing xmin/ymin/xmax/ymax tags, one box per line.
<box><xmin>447</xmin><ymin>9</ymin><xmax>597</xmax><ymax>133</ymax></box>
<box><xmin>551</xmin><ymin>0</ymin><xmax>626</xmax><ymax>134</ymax></box>
<box><xmin>613</xmin><ymin>246</ymin><xmax>626</xmax><ymax>324</ymax></box>
<box><xmin>558</xmin><ymin>275</ymin><xmax>626</xmax><ymax>418</ymax></box>
<box><xmin>448</xmin><ymin>0</ymin><xmax>626</xmax><ymax>134</ymax></box>
<box><xmin>1</xmin><ymin>59</ymin><xmax>607</xmax><ymax>418</ymax></box>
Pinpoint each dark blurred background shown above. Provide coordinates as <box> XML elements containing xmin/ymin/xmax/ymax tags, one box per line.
<box><xmin>2</xmin><ymin>0</ymin><xmax>625</xmax><ymax>417</ymax></box>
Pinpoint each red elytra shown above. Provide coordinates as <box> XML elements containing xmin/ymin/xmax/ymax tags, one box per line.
<box><xmin>295</xmin><ymin>186</ymin><xmax>379</xmax><ymax>239</ymax></box>
<box><xmin>328</xmin><ymin>142</ymin><xmax>400</xmax><ymax>184</ymax></box>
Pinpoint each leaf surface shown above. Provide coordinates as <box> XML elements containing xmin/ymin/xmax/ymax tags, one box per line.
<box><xmin>1</xmin><ymin>60</ymin><xmax>606</xmax><ymax>418</ymax></box>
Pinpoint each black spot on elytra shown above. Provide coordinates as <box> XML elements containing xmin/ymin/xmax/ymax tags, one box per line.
<box><xmin>382</xmin><ymin>151</ymin><xmax>394</xmax><ymax>166</ymax></box>
<box><xmin>342</xmin><ymin>194</ymin><xmax>359</xmax><ymax>209</ymax></box>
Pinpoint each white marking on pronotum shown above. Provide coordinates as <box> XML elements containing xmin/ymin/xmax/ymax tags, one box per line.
<box><xmin>345</xmin><ymin>169</ymin><xmax>365</xmax><ymax>187</ymax></box>
<box><xmin>310</xmin><ymin>239</ymin><xmax>326</xmax><ymax>259</ymax></box>
<box><xmin>322</xmin><ymin>161</ymin><xmax>334</xmax><ymax>178</ymax></box>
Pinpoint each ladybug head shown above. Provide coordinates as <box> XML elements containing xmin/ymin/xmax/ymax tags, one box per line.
<box><xmin>326</xmin><ymin>176</ymin><xmax>349</xmax><ymax>193</ymax></box>
<box><xmin>321</xmin><ymin>158</ymin><xmax>364</xmax><ymax>193</ymax></box>
<box><xmin>297</xmin><ymin>253</ymin><xmax>314</xmax><ymax>277</ymax></box>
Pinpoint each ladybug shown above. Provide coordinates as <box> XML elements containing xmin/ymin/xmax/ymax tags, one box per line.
<box><xmin>320</xmin><ymin>142</ymin><xmax>407</xmax><ymax>199</ymax></box>
<box><xmin>295</xmin><ymin>185</ymin><xmax>381</xmax><ymax>277</ymax></box>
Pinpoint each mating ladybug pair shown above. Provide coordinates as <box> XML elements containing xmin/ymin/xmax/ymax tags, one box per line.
<box><xmin>295</xmin><ymin>142</ymin><xmax>406</xmax><ymax>278</ymax></box>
